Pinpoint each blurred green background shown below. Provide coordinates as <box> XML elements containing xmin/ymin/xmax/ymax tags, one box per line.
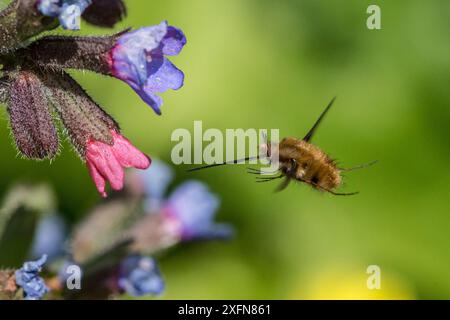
<box><xmin>1</xmin><ymin>0</ymin><xmax>450</xmax><ymax>299</ymax></box>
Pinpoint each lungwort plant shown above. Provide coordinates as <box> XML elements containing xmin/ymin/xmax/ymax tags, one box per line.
<box><xmin>0</xmin><ymin>0</ymin><xmax>186</xmax><ymax>197</ymax></box>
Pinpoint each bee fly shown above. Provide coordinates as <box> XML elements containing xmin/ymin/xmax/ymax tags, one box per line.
<box><xmin>188</xmin><ymin>97</ymin><xmax>377</xmax><ymax>196</ymax></box>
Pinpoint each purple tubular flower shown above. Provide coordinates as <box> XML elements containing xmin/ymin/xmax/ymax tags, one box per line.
<box><xmin>118</xmin><ymin>255</ymin><xmax>164</xmax><ymax>296</ymax></box>
<box><xmin>37</xmin><ymin>0</ymin><xmax>92</xmax><ymax>30</ymax></box>
<box><xmin>15</xmin><ymin>255</ymin><xmax>49</xmax><ymax>300</ymax></box>
<box><xmin>110</xmin><ymin>21</ymin><xmax>186</xmax><ymax>115</ymax></box>
<box><xmin>164</xmin><ymin>181</ymin><xmax>234</xmax><ymax>241</ymax></box>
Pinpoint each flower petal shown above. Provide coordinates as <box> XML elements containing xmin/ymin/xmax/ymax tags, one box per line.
<box><xmin>144</xmin><ymin>57</ymin><xmax>184</xmax><ymax>93</ymax></box>
<box><xmin>133</xmin><ymin>88</ymin><xmax>164</xmax><ymax>115</ymax></box>
<box><xmin>115</xmin><ymin>21</ymin><xmax>168</xmax><ymax>57</ymax></box>
<box><xmin>37</xmin><ymin>0</ymin><xmax>61</xmax><ymax>17</ymax></box>
<box><xmin>118</xmin><ymin>255</ymin><xmax>165</xmax><ymax>296</ymax></box>
<box><xmin>87</xmin><ymin>160</ymin><xmax>107</xmax><ymax>197</ymax></box>
<box><xmin>111</xmin><ymin>131</ymin><xmax>151</xmax><ymax>169</ymax></box>
<box><xmin>111</xmin><ymin>21</ymin><xmax>186</xmax><ymax>114</ymax></box>
<box><xmin>165</xmin><ymin>181</ymin><xmax>235</xmax><ymax>241</ymax></box>
<box><xmin>37</xmin><ymin>0</ymin><xmax>92</xmax><ymax>31</ymax></box>
<box><xmin>86</xmin><ymin>140</ymin><xmax>124</xmax><ymax>191</ymax></box>
<box><xmin>59</xmin><ymin>4</ymin><xmax>83</xmax><ymax>30</ymax></box>
<box><xmin>162</xmin><ymin>26</ymin><xmax>187</xmax><ymax>56</ymax></box>
<box><xmin>15</xmin><ymin>255</ymin><xmax>49</xmax><ymax>300</ymax></box>
<box><xmin>86</xmin><ymin>130</ymin><xmax>151</xmax><ymax>197</ymax></box>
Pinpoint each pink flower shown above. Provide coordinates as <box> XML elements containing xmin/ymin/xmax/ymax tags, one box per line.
<box><xmin>86</xmin><ymin>130</ymin><xmax>151</xmax><ymax>197</ymax></box>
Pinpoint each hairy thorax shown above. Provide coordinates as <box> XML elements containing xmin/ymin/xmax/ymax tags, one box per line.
<box><xmin>278</xmin><ymin>137</ymin><xmax>341</xmax><ymax>190</ymax></box>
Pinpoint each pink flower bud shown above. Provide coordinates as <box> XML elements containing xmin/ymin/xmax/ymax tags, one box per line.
<box><xmin>86</xmin><ymin>130</ymin><xmax>151</xmax><ymax>197</ymax></box>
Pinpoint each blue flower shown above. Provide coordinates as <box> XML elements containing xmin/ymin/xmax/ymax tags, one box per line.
<box><xmin>110</xmin><ymin>21</ymin><xmax>186</xmax><ymax>115</ymax></box>
<box><xmin>31</xmin><ymin>214</ymin><xmax>66</xmax><ymax>261</ymax></box>
<box><xmin>118</xmin><ymin>255</ymin><xmax>164</xmax><ymax>296</ymax></box>
<box><xmin>138</xmin><ymin>159</ymin><xmax>174</xmax><ymax>212</ymax></box>
<box><xmin>15</xmin><ymin>255</ymin><xmax>49</xmax><ymax>300</ymax></box>
<box><xmin>165</xmin><ymin>181</ymin><xmax>234</xmax><ymax>241</ymax></box>
<box><xmin>38</xmin><ymin>0</ymin><xmax>92</xmax><ymax>30</ymax></box>
<box><xmin>37</xmin><ymin>0</ymin><xmax>61</xmax><ymax>16</ymax></box>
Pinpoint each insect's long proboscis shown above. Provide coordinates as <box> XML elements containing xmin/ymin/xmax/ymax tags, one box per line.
<box><xmin>187</xmin><ymin>156</ymin><xmax>260</xmax><ymax>172</ymax></box>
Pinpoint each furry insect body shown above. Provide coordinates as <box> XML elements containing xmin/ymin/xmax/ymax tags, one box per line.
<box><xmin>278</xmin><ymin>137</ymin><xmax>341</xmax><ymax>191</ymax></box>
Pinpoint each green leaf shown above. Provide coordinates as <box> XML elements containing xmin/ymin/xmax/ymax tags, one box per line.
<box><xmin>0</xmin><ymin>184</ymin><xmax>55</xmax><ymax>268</ymax></box>
<box><xmin>0</xmin><ymin>206</ymin><xmax>39</xmax><ymax>268</ymax></box>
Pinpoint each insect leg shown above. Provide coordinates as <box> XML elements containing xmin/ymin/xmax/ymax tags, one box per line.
<box><xmin>255</xmin><ymin>175</ymin><xmax>284</xmax><ymax>183</ymax></box>
<box><xmin>299</xmin><ymin>178</ymin><xmax>359</xmax><ymax>196</ymax></box>
<box><xmin>275</xmin><ymin>177</ymin><xmax>291</xmax><ymax>192</ymax></box>
<box><xmin>325</xmin><ymin>189</ymin><xmax>359</xmax><ymax>196</ymax></box>
<box><xmin>247</xmin><ymin>167</ymin><xmax>279</xmax><ymax>175</ymax></box>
